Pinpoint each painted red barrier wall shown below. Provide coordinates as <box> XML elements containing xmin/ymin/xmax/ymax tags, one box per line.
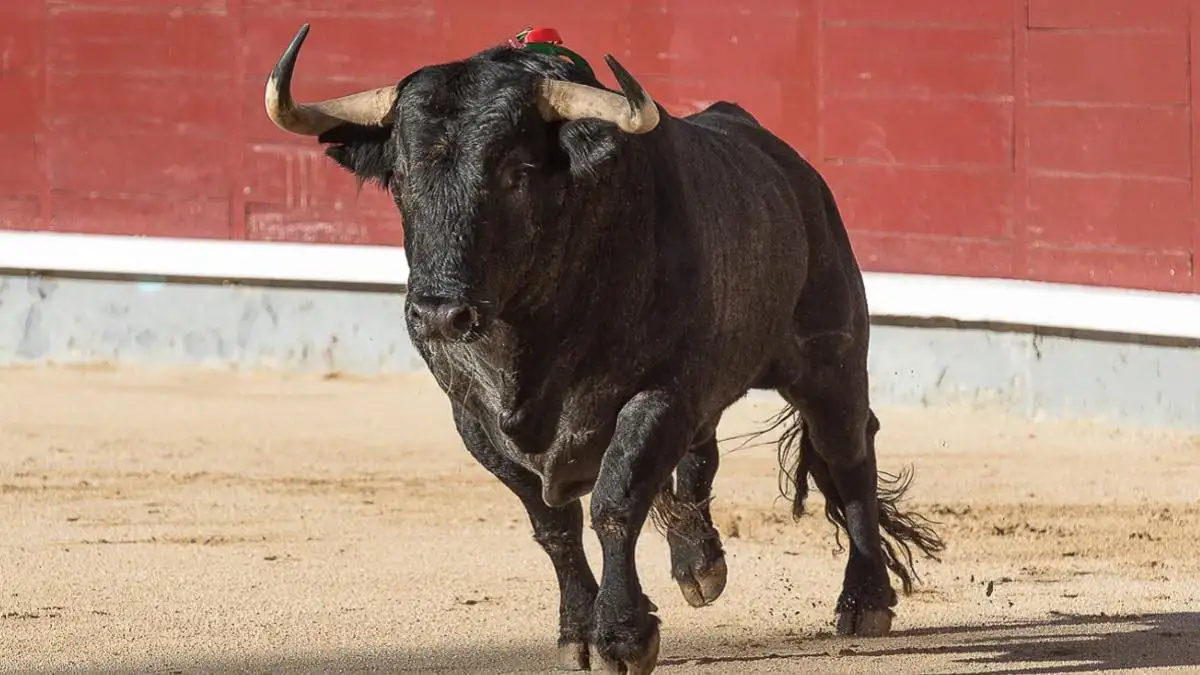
<box><xmin>2</xmin><ymin>0</ymin><xmax>1198</xmax><ymax>293</ymax></box>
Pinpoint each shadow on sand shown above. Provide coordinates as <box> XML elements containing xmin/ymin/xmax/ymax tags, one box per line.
<box><xmin>51</xmin><ymin>611</ymin><xmax>1200</xmax><ymax>674</ymax></box>
<box><xmin>843</xmin><ymin>611</ymin><xmax>1200</xmax><ymax>674</ymax></box>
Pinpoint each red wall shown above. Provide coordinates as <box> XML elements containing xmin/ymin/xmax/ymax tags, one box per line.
<box><xmin>2</xmin><ymin>1</ymin><xmax>1197</xmax><ymax>293</ymax></box>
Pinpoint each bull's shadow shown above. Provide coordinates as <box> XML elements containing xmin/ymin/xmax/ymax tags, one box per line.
<box><xmin>59</xmin><ymin>610</ymin><xmax>1200</xmax><ymax>674</ymax></box>
<box><xmin>660</xmin><ymin>611</ymin><xmax>1200</xmax><ymax>674</ymax></box>
<box><xmin>875</xmin><ymin>611</ymin><xmax>1200</xmax><ymax>674</ymax></box>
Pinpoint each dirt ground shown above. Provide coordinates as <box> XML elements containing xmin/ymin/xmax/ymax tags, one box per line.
<box><xmin>1</xmin><ymin>366</ymin><xmax>1198</xmax><ymax>674</ymax></box>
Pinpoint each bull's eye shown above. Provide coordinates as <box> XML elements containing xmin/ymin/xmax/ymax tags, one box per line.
<box><xmin>501</xmin><ymin>161</ymin><xmax>536</xmax><ymax>190</ymax></box>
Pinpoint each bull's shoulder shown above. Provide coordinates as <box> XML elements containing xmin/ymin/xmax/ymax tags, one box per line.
<box><xmin>679</xmin><ymin>103</ymin><xmax>813</xmax><ymax>175</ymax></box>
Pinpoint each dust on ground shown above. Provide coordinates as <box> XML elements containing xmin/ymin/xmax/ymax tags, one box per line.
<box><xmin>1</xmin><ymin>366</ymin><xmax>1198</xmax><ymax>674</ymax></box>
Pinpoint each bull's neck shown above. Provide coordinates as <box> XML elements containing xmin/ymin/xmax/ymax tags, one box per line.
<box><xmin>534</xmin><ymin>136</ymin><xmax>662</xmax><ymax>325</ymax></box>
<box><xmin>493</xmin><ymin>137</ymin><xmax>664</xmax><ymax>444</ymax></box>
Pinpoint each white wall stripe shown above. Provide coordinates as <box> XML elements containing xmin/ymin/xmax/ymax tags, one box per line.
<box><xmin>1</xmin><ymin>231</ymin><xmax>410</xmax><ymax>287</ymax></box>
<box><xmin>2</xmin><ymin>231</ymin><xmax>1197</xmax><ymax>340</ymax></box>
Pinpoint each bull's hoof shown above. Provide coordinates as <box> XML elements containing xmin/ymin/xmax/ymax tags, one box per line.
<box><xmin>595</xmin><ymin>624</ymin><xmax>661</xmax><ymax>675</ymax></box>
<box><xmin>674</xmin><ymin>554</ymin><xmax>727</xmax><ymax>607</ymax></box>
<box><xmin>835</xmin><ymin>608</ymin><xmax>893</xmax><ymax>637</ymax></box>
<box><xmin>557</xmin><ymin>640</ymin><xmax>590</xmax><ymax>671</ymax></box>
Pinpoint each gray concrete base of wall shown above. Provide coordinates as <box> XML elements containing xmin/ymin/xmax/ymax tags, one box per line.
<box><xmin>2</xmin><ymin>273</ymin><xmax>1197</xmax><ymax>432</ymax></box>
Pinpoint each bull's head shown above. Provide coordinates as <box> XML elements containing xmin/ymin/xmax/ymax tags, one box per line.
<box><xmin>264</xmin><ymin>25</ymin><xmax>660</xmax><ymax>343</ymax></box>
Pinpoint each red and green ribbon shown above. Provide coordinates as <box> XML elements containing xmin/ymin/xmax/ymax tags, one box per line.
<box><xmin>511</xmin><ymin>27</ymin><xmax>597</xmax><ymax>80</ymax></box>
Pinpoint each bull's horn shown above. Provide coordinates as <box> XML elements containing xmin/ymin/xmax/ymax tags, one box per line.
<box><xmin>535</xmin><ymin>55</ymin><xmax>660</xmax><ymax>134</ymax></box>
<box><xmin>264</xmin><ymin>24</ymin><xmax>399</xmax><ymax>136</ymax></box>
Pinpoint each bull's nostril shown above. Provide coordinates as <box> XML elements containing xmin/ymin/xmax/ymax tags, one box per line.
<box><xmin>446</xmin><ymin>305</ymin><xmax>478</xmax><ymax>336</ymax></box>
<box><xmin>407</xmin><ymin>294</ymin><xmax>481</xmax><ymax>341</ymax></box>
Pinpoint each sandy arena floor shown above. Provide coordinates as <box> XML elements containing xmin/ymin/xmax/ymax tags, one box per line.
<box><xmin>1</xmin><ymin>366</ymin><xmax>1198</xmax><ymax>674</ymax></box>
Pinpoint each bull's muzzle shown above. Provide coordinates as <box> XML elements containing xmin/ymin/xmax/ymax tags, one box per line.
<box><xmin>407</xmin><ymin>294</ymin><xmax>484</xmax><ymax>342</ymax></box>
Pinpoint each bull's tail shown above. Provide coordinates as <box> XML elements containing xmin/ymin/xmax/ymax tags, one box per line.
<box><xmin>760</xmin><ymin>406</ymin><xmax>946</xmax><ymax>594</ymax></box>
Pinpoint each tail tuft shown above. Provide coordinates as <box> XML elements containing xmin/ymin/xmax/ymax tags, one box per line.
<box><xmin>764</xmin><ymin>405</ymin><xmax>947</xmax><ymax>594</ymax></box>
<box><xmin>873</xmin><ymin>466</ymin><xmax>947</xmax><ymax>593</ymax></box>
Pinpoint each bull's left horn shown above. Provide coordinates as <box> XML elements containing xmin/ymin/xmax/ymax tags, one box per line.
<box><xmin>265</xmin><ymin>24</ymin><xmax>400</xmax><ymax>136</ymax></box>
<box><xmin>535</xmin><ymin>55</ymin><xmax>660</xmax><ymax>134</ymax></box>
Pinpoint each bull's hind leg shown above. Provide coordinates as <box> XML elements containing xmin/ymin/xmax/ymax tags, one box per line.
<box><xmin>655</xmin><ymin>434</ymin><xmax>728</xmax><ymax>607</ymax></box>
<box><xmin>778</xmin><ymin>352</ymin><xmax>944</xmax><ymax>636</ymax></box>
<box><xmin>451</xmin><ymin>404</ymin><xmax>599</xmax><ymax>671</ymax></box>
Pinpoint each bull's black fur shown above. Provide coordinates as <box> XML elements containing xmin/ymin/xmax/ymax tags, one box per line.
<box><xmin>315</xmin><ymin>43</ymin><xmax>946</xmax><ymax>673</ymax></box>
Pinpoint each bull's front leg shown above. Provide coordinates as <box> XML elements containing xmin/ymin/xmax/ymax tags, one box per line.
<box><xmin>450</xmin><ymin>404</ymin><xmax>599</xmax><ymax>671</ymax></box>
<box><xmin>590</xmin><ymin>390</ymin><xmax>694</xmax><ymax>675</ymax></box>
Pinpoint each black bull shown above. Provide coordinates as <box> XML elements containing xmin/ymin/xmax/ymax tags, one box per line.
<box><xmin>265</xmin><ymin>24</ymin><xmax>945</xmax><ymax>674</ymax></box>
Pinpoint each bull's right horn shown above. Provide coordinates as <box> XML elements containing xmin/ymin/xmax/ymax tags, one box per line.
<box><xmin>264</xmin><ymin>24</ymin><xmax>400</xmax><ymax>136</ymax></box>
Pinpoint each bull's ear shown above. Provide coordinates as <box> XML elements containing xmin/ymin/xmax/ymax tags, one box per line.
<box><xmin>557</xmin><ymin>119</ymin><xmax>621</xmax><ymax>182</ymax></box>
<box><xmin>318</xmin><ymin>70</ymin><xmax>419</xmax><ymax>191</ymax></box>
<box><xmin>320</xmin><ymin>124</ymin><xmax>396</xmax><ymax>191</ymax></box>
